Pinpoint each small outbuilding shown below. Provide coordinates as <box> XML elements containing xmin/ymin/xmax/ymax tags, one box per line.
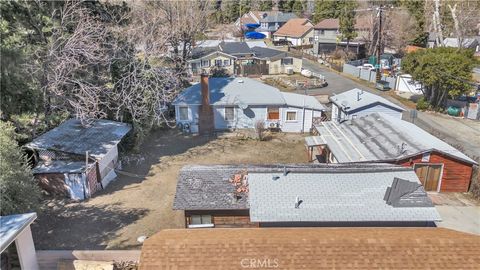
<box><xmin>313</xmin><ymin>113</ymin><xmax>477</xmax><ymax>192</ymax></box>
<box><xmin>330</xmin><ymin>88</ymin><xmax>405</xmax><ymax>121</ymax></box>
<box><xmin>25</xmin><ymin>119</ymin><xmax>131</xmax><ymax>200</ymax></box>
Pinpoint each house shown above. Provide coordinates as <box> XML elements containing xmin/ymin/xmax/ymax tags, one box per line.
<box><xmin>330</xmin><ymin>88</ymin><xmax>405</xmax><ymax>121</ymax></box>
<box><xmin>272</xmin><ymin>18</ymin><xmax>314</xmax><ymax>46</ymax></box>
<box><xmin>188</xmin><ymin>41</ymin><xmax>301</xmax><ymax>76</ymax></box>
<box><xmin>139</xmin><ymin>228</ymin><xmax>480</xmax><ymax>269</ymax></box>
<box><xmin>173</xmin><ymin>75</ymin><xmax>324</xmax><ymax>133</ymax></box>
<box><xmin>1</xmin><ymin>213</ymin><xmax>39</xmax><ymax>270</ymax></box>
<box><xmin>234</xmin><ymin>11</ymin><xmax>265</xmax><ymax>31</ymax></box>
<box><xmin>313</xmin><ymin>113</ymin><xmax>477</xmax><ymax>192</ymax></box>
<box><xmin>173</xmin><ymin>163</ymin><xmax>440</xmax><ymax>228</ymax></box>
<box><xmin>256</xmin><ymin>12</ymin><xmax>298</xmax><ymax>38</ymax></box>
<box><xmin>312</xmin><ymin>18</ymin><xmax>366</xmax><ymax>58</ymax></box>
<box><xmin>25</xmin><ymin>119</ymin><xmax>131</xmax><ymax>200</ymax></box>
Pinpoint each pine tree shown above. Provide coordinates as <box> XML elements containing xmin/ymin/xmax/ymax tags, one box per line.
<box><xmin>259</xmin><ymin>0</ymin><xmax>273</xmax><ymax>11</ymax></box>
<box><xmin>339</xmin><ymin>0</ymin><xmax>357</xmax><ymax>51</ymax></box>
<box><xmin>0</xmin><ymin>121</ymin><xmax>41</xmax><ymax>215</ymax></box>
<box><xmin>292</xmin><ymin>0</ymin><xmax>304</xmax><ymax>16</ymax></box>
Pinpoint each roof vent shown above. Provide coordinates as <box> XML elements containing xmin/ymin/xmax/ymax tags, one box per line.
<box><xmin>272</xmin><ymin>175</ymin><xmax>280</xmax><ymax>181</ymax></box>
<box><xmin>238</xmin><ymin>79</ymin><xmax>244</xmax><ymax>83</ymax></box>
<box><xmin>283</xmin><ymin>166</ymin><xmax>290</xmax><ymax>176</ymax></box>
<box><xmin>294</xmin><ymin>196</ymin><xmax>303</xmax><ymax>209</ymax></box>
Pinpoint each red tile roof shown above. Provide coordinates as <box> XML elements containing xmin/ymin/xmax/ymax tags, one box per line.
<box><xmin>273</xmin><ymin>18</ymin><xmax>313</xmax><ymax>38</ymax></box>
<box><xmin>139</xmin><ymin>228</ymin><xmax>480</xmax><ymax>269</ymax></box>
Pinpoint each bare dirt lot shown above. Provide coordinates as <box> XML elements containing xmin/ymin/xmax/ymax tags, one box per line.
<box><xmin>32</xmin><ymin>129</ymin><xmax>308</xmax><ymax>250</ymax></box>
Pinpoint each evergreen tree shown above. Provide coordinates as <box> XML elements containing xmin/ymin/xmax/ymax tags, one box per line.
<box><xmin>339</xmin><ymin>0</ymin><xmax>357</xmax><ymax>51</ymax></box>
<box><xmin>313</xmin><ymin>0</ymin><xmax>345</xmax><ymax>23</ymax></box>
<box><xmin>400</xmin><ymin>0</ymin><xmax>428</xmax><ymax>47</ymax></box>
<box><xmin>278</xmin><ymin>0</ymin><xmax>295</xmax><ymax>12</ymax></box>
<box><xmin>292</xmin><ymin>0</ymin><xmax>304</xmax><ymax>16</ymax></box>
<box><xmin>225</xmin><ymin>1</ymin><xmax>239</xmax><ymax>22</ymax></box>
<box><xmin>0</xmin><ymin>121</ymin><xmax>42</xmax><ymax>215</ymax></box>
<box><xmin>259</xmin><ymin>0</ymin><xmax>273</xmax><ymax>11</ymax></box>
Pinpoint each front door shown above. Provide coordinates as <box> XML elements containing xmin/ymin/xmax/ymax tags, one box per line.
<box><xmin>414</xmin><ymin>164</ymin><xmax>442</xmax><ymax>191</ymax></box>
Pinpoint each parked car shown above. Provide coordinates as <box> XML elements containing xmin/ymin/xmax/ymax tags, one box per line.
<box><xmin>301</xmin><ymin>69</ymin><xmax>313</xmax><ymax>78</ymax></box>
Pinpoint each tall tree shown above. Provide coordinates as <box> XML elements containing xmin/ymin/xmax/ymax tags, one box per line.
<box><xmin>401</xmin><ymin>0</ymin><xmax>428</xmax><ymax>47</ymax></box>
<box><xmin>0</xmin><ymin>121</ymin><xmax>41</xmax><ymax>215</ymax></box>
<box><xmin>259</xmin><ymin>0</ymin><xmax>273</xmax><ymax>11</ymax></box>
<box><xmin>292</xmin><ymin>0</ymin><xmax>304</xmax><ymax>16</ymax></box>
<box><xmin>402</xmin><ymin>47</ymin><xmax>476</xmax><ymax>108</ymax></box>
<box><xmin>312</xmin><ymin>0</ymin><xmax>345</xmax><ymax>23</ymax></box>
<box><xmin>339</xmin><ymin>0</ymin><xmax>357</xmax><ymax>51</ymax></box>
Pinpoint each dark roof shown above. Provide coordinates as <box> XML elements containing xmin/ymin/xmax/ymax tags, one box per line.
<box><xmin>251</xmin><ymin>46</ymin><xmax>288</xmax><ymax>59</ymax></box>
<box><xmin>218</xmin><ymin>41</ymin><xmax>252</xmax><ymax>55</ymax></box>
<box><xmin>173</xmin><ymin>163</ymin><xmax>422</xmax><ymax>211</ymax></box>
<box><xmin>139</xmin><ymin>228</ymin><xmax>480</xmax><ymax>270</ymax></box>
<box><xmin>384</xmin><ymin>178</ymin><xmax>434</xmax><ymax>208</ymax></box>
<box><xmin>259</xmin><ymin>12</ymin><xmax>297</xmax><ymax>23</ymax></box>
<box><xmin>25</xmin><ymin>119</ymin><xmax>131</xmax><ymax>159</ymax></box>
<box><xmin>191</xmin><ymin>46</ymin><xmax>219</xmax><ymax>59</ymax></box>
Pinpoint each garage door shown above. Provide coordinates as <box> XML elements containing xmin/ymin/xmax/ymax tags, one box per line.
<box><xmin>414</xmin><ymin>164</ymin><xmax>442</xmax><ymax>191</ymax></box>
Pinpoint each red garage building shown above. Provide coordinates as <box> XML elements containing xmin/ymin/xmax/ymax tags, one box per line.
<box><xmin>311</xmin><ymin>113</ymin><xmax>477</xmax><ymax>192</ymax></box>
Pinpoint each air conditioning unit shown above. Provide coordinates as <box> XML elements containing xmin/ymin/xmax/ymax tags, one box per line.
<box><xmin>266</xmin><ymin>120</ymin><xmax>280</xmax><ymax>129</ymax></box>
<box><xmin>286</xmin><ymin>67</ymin><xmax>294</xmax><ymax>75</ymax></box>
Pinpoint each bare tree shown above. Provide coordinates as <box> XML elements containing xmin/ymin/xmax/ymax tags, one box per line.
<box><xmin>31</xmin><ymin>0</ymin><xmax>108</xmax><ymax>125</ymax></box>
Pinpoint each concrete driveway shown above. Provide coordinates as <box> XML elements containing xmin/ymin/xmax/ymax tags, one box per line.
<box><xmin>429</xmin><ymin>193</ymin><xmax>480</xmax><ymax>235</ymax></box>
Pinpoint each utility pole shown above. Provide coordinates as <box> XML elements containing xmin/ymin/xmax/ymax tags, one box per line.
<box><xmin>376</xmin><ymin>6</ymin><xmax>383</xmax><ymax>82</ymax></box>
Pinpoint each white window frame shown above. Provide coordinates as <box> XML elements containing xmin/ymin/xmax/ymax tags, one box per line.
<box><xmin>223</xmin><ymin>59</ymin><xmax>230</xmax><ymax>66</ymax></box>
<box><xmin>215</xmin><ymin>59</ymin><xmax>223</xmax><ymax>66</ymax></box>
<box><xmin>188</xmin><ymin>214</ymin><xmax>214</xmax><ymax>228</ymax></box>
<box><xmin>285</xmin><ymin>110</ymin><xmax>298</xmax><ymax>122</ymax></box>
<box><xmin>201</xmin><ymin>59</ymin><xmax>210</xmax><ymax>67</ymax></box>
<box><xmin>224</xmin><ymin>106</ymin><xmax>235</xmax><ymax>122</ymax></box>
<box><xmin>281</xmin><ymin>58</ymin><xmax>293</xmax><ymax>65</ymax></box>
<box><xmin>178</xmin><ymin>106</ymin><xmax>189</xmax><ymax>121</ymax></box>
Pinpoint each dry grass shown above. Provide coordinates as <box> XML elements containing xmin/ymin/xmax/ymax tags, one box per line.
<box><xmin>33</xmin><ymin>129</ymin><xmax>309</xmax><ymax>250</ymax></box>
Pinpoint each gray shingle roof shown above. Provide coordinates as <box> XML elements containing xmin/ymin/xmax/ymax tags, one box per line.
<box><xmin>248</xmin><ymin>167</ymin><xmax>440</xmax><ymax>223</ymax></box>
<box><xmin>219</xmin><ymin>41</ymin><xmax>252</xmax><ymax>55</ymax></box>
<box><xmin>25</xmin><ymin>119</ymin><xmax>131</xmax><ymax>159</ymax></box>
<box><xmin>173</xmin><ymin>77</ymin><xmax>325</xmax><ymax>111</ymax></box>
<box><xmin>384</xmin><ymin>178</ymin><xmax>433</xmax><ymax>208</ymax></box>
<box><xmin>251</xmin><ymin>46</ymin><xmax>288</xmax><ymax>59</ymax></box>
<box><xmin>315</xmin><ymin>113</ymin><xmax>477</xmax><ymax>164</ymax></box>
<box><xmin>259</xmin><ymin>12</ymin><xmax>297</xmax><ymax>23</ymax></box>
<box><xmin>330</xmin><ymin>88</ymin><xmax>405</xmax><ymax>113</ymax></box>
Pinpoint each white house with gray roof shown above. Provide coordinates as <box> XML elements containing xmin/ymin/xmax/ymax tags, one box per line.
<box><xmin>173</xmin><ymin>76</ymin><xmax>325</xmax><ymax>133</ymax></box>
<box><xmin>330</xmin><ymin>88</ymin><xmax>405</xmax><ymax>122</ymax></box>
<box><xmin>173</xmin><ymin>164</ymin><xmax>440</xmax><ymax>228</ymax></box>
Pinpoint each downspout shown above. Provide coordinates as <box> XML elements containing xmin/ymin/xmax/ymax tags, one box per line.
<box><xmin>302</xmin><ymin>97</ymin><xmax>306</xmax><ymax>133</ymax></box>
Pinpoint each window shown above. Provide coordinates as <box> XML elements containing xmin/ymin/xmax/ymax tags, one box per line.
<box><xmin>191</xmin><ymin>62</ymin><xmax>197</xmax><ymax>69</ymax></box>
<box><xmin>224</xmin><ymin>107</ymin><xmax>235</xmax><ymax>121</ymax></box>
<box><xmin>309</xmin><ymin>37</ymin><xmax>314</xmax><ymax>43</ymax></box>
<box><xmin>281</xmin><ymin>58</ymin><xmax>293</xmax><ymax>65</ymax></box>
<box><xmin>190</xmin><ymin>215</ymin><xmax>212</xmax><ymax>225</ymax></box>
<box><xmin>201</xmin><ymin>59</ymin><xmax>210</xmax><ymax>67</ymax></box>
<box><xmin>267</xmin><ymin>107</ymin><xmax>279</xmax><ymax>120</ymax></box>
<box><xmin>223</xmin><ymin>59</ymin><xmax>230</xmax><ymax>66</ymax></box>
<box><xmin>286</xmin><ymin>111</ymin><xmax>297</xmax><ymax>121</ymax></box>
<box><xmin>215</xmin><ymin>59</ymin><xmax>223</xmax><ymax>66</ymax></box>
<box><xmin>320</xmin><ymin>30</ymin><xmax>325</xmax><ymax>35</ymax></box>
<box><xmin>179</xmin><ymin>106</ymin><xmax>188</xmax><ymax>121</ymax></box>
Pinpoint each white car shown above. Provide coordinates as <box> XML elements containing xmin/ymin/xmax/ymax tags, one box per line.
<box><xmin>301</xmin><ymin>69</ymin><xmax>313</xmax><ymax>78</ymax></box>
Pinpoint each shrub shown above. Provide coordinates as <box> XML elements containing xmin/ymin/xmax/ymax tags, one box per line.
<box><xmin>416</xmin><ymin>97</ymin><xmax>430</xmax><ymax>111</ymax></box>
<box><xmin>255</xmin><ymin>120</ymin><xmax>266</xmax><ymax>141</ymax></box>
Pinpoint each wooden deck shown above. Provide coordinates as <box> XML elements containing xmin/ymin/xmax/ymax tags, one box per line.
<box><xmin>36</xmin><ymin>250</ymin><xmax>141</xmax><ymax>270</ymax></box>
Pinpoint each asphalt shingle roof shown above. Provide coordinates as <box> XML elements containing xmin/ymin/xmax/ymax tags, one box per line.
<box><xmin>259</xmin><ymin>12</ymin><xmax>297</xmax><ymax>23</ymax></box>
<box><xmin>218</xmin><ymin>41</ymin><xmax>252</xmax><ymax>55</ymax></box>
<box><xmin>26</xmin><ymin>119</ymin><xmax>131</xmax><ymax>159</ymax></box>
<box><xmin>173</xmin><ymin>77</ymin><xmax>325</xmax><ymax>111</ymax></box>
<box><xmin>250</xmin><ymin>46</ymin><xmax>289</xmax><ymax>59</ymax></box>
<box><xmin>139</xmin><ymin>228</ymin><xmax>480</xmax><ymax>270</ymax></box>
<box><xmin>248</xmin><ymin>167</ymin><xmax>439</xmax><ymax>223</ymax></box>
<box><xmin>315</xmin><ymin>113</ymin><xmax>477</xmax><ymax>164</ymax></box>
<box><xmin>330</xmin><ymin>88</ymin><xmax>405</xmax><ymax>113</ymax></box>
<box><xmin>274</xmin><ymin>18</ymin><xmax>313</xmax><ymax>38</ymax></box>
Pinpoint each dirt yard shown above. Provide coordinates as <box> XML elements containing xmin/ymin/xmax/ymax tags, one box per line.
<box><xmin>32</xmin><ymin>129</ymin><xmax>309</xmax><ymax>250</ymax></box>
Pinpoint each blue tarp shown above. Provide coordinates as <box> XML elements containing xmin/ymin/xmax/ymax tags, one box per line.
<box><xmin>245</xmin><ymin>23</ymin><xmax>260</xmax><ymax>29</ymax></box>
<box><xmin>245</xmin><ymin>32</ymin><xmax>266</xmax><ymax>39</ymax></box>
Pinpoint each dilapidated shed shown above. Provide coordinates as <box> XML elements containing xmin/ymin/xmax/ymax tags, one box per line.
<box><xmin>25</xmin><ymin>119</ymin><xmax>131</xmax><ymax>200</ymax></box>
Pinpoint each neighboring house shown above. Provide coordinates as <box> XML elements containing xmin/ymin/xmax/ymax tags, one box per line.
<box><xmin>234</xmin><ymin>11</ymin><xmax>265</xmax><ymax>30</ymax></box>
<box><xmin>312</xmin><ymin>18</ymin><xmax>366</xmax><ymax>58</ymax></box>
<box><xmin>443</xmin><ymin>37</ymin><xmax>479</xmax><ymax>52</ymax></box>
<box><xmin>172</xmin><ymin>76</ymin><xmax>324</xmax><ymax>134</ymax></box>
<box><xmin>330</xmin><ymin>88</ymin><xmax>405</xmax><ymax>121</ymax></box>
<box><xmin>0</xmin><ymin>213</ymin><xmax>39</xmax><ymax>270</ymax></box>
<box><xmin>25</xmin><ymin>119</ymin><xmax>131</xmax><ymax>200</ymax></box>
<box><xmin>173</xmin><ymin>163</ymin><xmax>440</xmax><ymax>228</ymax></box>
<box><xmin>272</xmin><ymin>18</ymin><xmax>314</xmax><ymax>46</ymax></box>
<box><xmin>139</xmin><ymin>227</ymin><xmax>480</xmax><ymax>269</ymax></box>
<box><xmin>189</xmin><ymin>41</ymin><xmax>300</xmax><ymax>76</ymax></box>
<box><xmin>313</xmin><ymin>113</ymin><xmax>477</xmax><ymax>192</ymax></box>
<box><xmin>257</xmin><ymin>12</ymin><xmax>298</xmax><ymax>38</ymax></box>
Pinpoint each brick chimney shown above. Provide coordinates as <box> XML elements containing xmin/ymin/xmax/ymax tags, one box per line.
<box><xmin>198</xmin><ymin>73</ymin><xmax>214</xmax><ymax>134</ymax></box>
